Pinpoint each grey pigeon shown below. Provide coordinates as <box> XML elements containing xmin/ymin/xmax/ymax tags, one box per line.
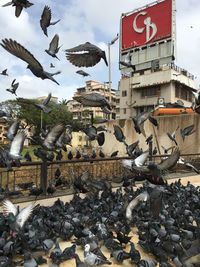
<box><xmin>1</xmin><ymin>39</ymin><xmax>61</xmax><ymax>85</ymax></box>
<box><xmin>43</xmin><ymin>123</ymin><xmax>66</xmax><ymax>150</ymax></box>
<box><xmin>9</xmin><ymin>130</ymin><xmax>27</xmax><ymax>160</ymax></box>
<box><xmin>84</xmin><ymin>244</ymin><xmax>111</xmax><ymax>266</ymax></box>
<box><xmin>6</xmin><ymin>78</ymin><xmax>19</xmax><ymax>95</ymax></box>
<box><xmin>2</xmin><ymin>0</ymin><xmax>33</xmax><ymax>18</ymax></box>
<box><xmin>180</xmin><ymin>124</ymin><xmax>195</xmax><ymax>141</ymax></box>
<box><xmin>34</xmin><ymin>93</ymin><xmax>52</xmax><ymax>113</ymax></box>
<box><xmin>40</xmin><ymin>6</ymin><xmax>60</xmax><ymax>37</ymax></box>
<box><xmin>6</xmin><ymin>119</ymin><xmax>20</xmax><ymax>141</ymax></box>
<box><xmin>167</xmin><ymin>126</ymin><xmax>179</xmax><ymax>145</ymax></box>
<box><xmin>65</xmin><ymin>42</ymin><xmax>108</xmax><ymax>67</ymax></box>
<box><xmin>45</xmin><ymin>34</ymin><xmax>61</xmax><ymax>60</ymax></box>
<box><xmin>73</xmin><ymin>92</ymin><xmax>111</xmax><ymax>110</ymax></box>
<box><xmin>2</xmin><ymin>199</ymin><xmax>34</xmax><ymax>233</ymax></box>
<box><xmin>24</xmin><ymin>252</ymin><xmax>37</xmax><ymax>267</ymax></box>
<box><xmin>76</xmin><ymin>70</ymin><xmax>90</xmax><ymax>77</ymax></box>
<box><xmin>0</xmin><ymin>69</ymin><xmax>8</xmax><ymax>76</ymax></box>
<box><xmin>119</xmin><ymin>60</ymin><xmax>135</xmax><ymax>70</ymax></box>
<box><xmin>113</xmin><ymin>125</ymin><xmax>127</xmax><ymax>146</ymax></box>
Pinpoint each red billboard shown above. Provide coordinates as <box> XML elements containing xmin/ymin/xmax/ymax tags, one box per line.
<box><xmin>121</xmin><ymin>0</ymin><xmax>172</xmax><ymax>50</ymax></box>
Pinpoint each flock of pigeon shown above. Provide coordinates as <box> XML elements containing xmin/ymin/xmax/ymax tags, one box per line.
<box><xmin>0</xmin><ymin>1</ymin><xmax>200</xmax><ymax>267</ymax></box>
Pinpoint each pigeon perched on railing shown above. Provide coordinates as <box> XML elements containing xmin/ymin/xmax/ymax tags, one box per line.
<box><xmin>1</xmin><ymin>39</ymin><xmax>61</xmax><ymax>85</ymax></box>
<box><xmin>40</xmin><ymin>6</ymin><xmax>60</xmax><ymax>37</ymax></box>
<box><xmin>65</xmin><ymin>42</ymin><xmax>108</xmax><ymax>67</ymax></box>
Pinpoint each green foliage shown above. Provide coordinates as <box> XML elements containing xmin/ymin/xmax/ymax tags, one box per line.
<box><xmin>0</xmin><ymin>98</ymin><xmax>81</xmax><ymax>138</ymax></box>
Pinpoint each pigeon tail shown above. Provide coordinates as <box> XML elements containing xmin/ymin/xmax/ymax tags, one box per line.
<box><xmin>50</xmin><ymin>19</ymin><xmax>60</xmax><ymax>25</ymax></box>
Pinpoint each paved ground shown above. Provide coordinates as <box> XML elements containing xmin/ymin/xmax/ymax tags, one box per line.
<box><xmin>2</xmin><ymin>174</ymin><xmax>200</xmax><ymax>267</ymax></box>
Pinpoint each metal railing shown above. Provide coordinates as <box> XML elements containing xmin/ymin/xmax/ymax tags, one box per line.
<box><xmin>0</xmin><ymin>153</ymin><xmax>199</xmax><ymax>200</ymax></box>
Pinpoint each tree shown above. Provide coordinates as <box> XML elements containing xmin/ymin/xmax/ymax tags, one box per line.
<box><xmin>0</xmin><ymin>99</ymin><xmax>81</xmax><ymax>140</ymax></box>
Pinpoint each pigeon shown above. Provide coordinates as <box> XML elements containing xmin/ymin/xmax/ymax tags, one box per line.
<box><xmin>0</xmin><ymin>69</ymin><xmax>8</xmax><ymax>76</ymax></box>
<box><xmin>2</xmin><ymin>199</ymin><xmax>34</xmax><ymax>233</ymax></box>
<box><xmin>146</xmin><ymin>134</ymin><xmax>153</xmax><ymax>145</ymax></box>
<box><xmin>23</xmin><ymin>252</ymin><xmax>37</xmax><ymax>267</ymax></box>
<box><xmin>50</xmin><ymin>63</ymin><xmax>55</xmax><ymax>68</ymax></box>
<box><xmin>122</xmin><ymin>150</ymin><xmax>149</xmax><ymax>170</ymax></box>
<box><xmin>73</xmin><ymin>92</ymin><xmax>111</xmax><ymax>110</ymax></box>
<box><xmin>76</xmin><ymin>70</ymin><xmax>90</xmax><ymax>77</ymax></box>
<box><xmin>113</xmin><ymin>125</ymin><xmax>127</xmax><ymax>146</ymax></box>
<box><xmin>9</xmin><ymin>130</ymin><xmax>27</xmax><ymax>160</ymax></box>
<box><xmin>6</xmin><ymin>79</ymin><xmax>19</xmax><ymax>95</ymax></box>
<box><xmin>34</xmin><ymin>93</ymin><xmax>52</xmax><ymax>113</ymax></box>
<box><xmin>2</xmin><ymin>0</ymin><xmax>33</xmax><ymax>18</ymax></box>
<box><xmin>119</xmin><ymin>61</ymin><xmax>135</xmax><ymax>71</ymax></box>
<box><xmin>178</xmin><ymin>157</ymin><xmax>199</xmax><ymax>174</ymax></box>
<box><xmin>6</xmin><ymin>119</ymin><xmax>20</xmax><ymax>141</ymax></box>
<box><xmin>84</xmin><ymin>244</ymin><xmax>111</xmax><ymax>266</ymax></box>
<box><xmin>45</xmin><ymin>34</ymin><xmax>61</xmax><ymax>60</ymax></box>
<box><xmin>126</xmin><ymin>192</ymin><xmax>149</xmax><ymax>220</ymax></box>
<box><xmin>40</xmin><ymin>6</ymin><xmax>60</xmax><ymax>37</ymax></box>
<box><xmin>1</xmin><ymin>39</ymin><xmax>61</xmax><ymax>85</ymax></box>
<box><xmin>43</xmin><ymin>123</ymin><xmax>66</xmax><ymax>150</ymax></box>
<box><xmin>65</xmin><ymin>42</ymin><xmax>108</xmax><ymax>67</ymax></box>
<box><xmin>180</xmin><ymin>124</ymin><xmax>195</xmax><ymax>141</ymax></box>
<box><xmin>167</xmin><ymin>126</ymin><xmax>179</xmax><ymax>145</ymax></box>
<box><xmin>153</xmin><ymin>147</ymin><xmax>157</xmax><ymax>155</ymax></box>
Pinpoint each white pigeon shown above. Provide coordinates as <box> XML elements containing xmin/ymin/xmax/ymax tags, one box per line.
<box><xmin>122</xmin><ymin>150</ymin><xmax>149</xmax><ymax>170</ymax></box>
<box><xmin>2</xmin><ymin>199</ymin><xmax>34</xmax><ymax>233</ymax></box>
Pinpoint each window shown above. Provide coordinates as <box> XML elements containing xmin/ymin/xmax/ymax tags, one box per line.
<box><xmin>175</xmin><ymin>84</ymin><xmax>193</xmax><ymax>102</ymax></box>
<box><xmin>141</xmin><ymin>86</ymin><xmax>160</xmax><ymax>98</ymax></box>
<box><xmin>123</xmin><ymin>108</ymin><xmax>126</xmax><ymax>114</ymax></box>
<box><xmin>122</xmin><ymin>90</ymin><xmax>127</xmax><ymax>97</ymax></box>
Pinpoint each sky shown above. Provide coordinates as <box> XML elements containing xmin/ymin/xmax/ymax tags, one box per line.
<box><xmin>0</xmin><ymin>0</ymin><xmax>199</xmax><ymax>102</ymax></box>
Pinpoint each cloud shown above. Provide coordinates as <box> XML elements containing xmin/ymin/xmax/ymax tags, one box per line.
<box><xmin>0</xmin><ymin>0</ymin><xmax>199</xmax><ymax>104</ymax></box>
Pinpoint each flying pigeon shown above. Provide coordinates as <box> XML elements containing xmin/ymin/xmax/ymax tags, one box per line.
<box><xmin>65</xmin><ymin>42</ymin><xmax>108</xmax><ymax>67</ymax></box>
<box><xmin>0</xmin><ymin>69</ymin><xmax>8</xmax><ymax>76</ymax></box>
<box><xmin>167</xmin><ymin>126</ymin><xmax>179</xmax><ymax>146</ymax></box>
<box><xmin>40</xmin><ymin>6</ymin><xmax>60</xmax><ymax>37</ymax></box>
<box><xmin>34</xmin><ymin>93</ymin><xmax>52</xmax><ymax>113</ymax></box>
<box><xmin>73</xmin><ymin>92</ymin><xmax>111</xmax><ymax>110</ymax></box>
<box><xmin>6</xmin><ymin>79</ymin><xmax>19</xmax><ymax>95</ymax></box>
<box><xmin>1</xmin><ymin>39</ymin><xmax>61</xmax><ymax>85</ymax></box>
<box><xmin>45</xmin><ymin>34</ymin><xmax>61</xmax><ymax>60</ymax></box>
<box><xmin>76</xmin><ymin>70</ymin><xmax>90</xmax><ymax>77</ymax></box>
<box><xmin>2</xmin><ymin>0</ymin><xmax>33</xmax><ymax>18</ymax></box>
<box><xmin>9</xmin><ymin>130</ymin><xmax>27</xmax><ymax>160</ymax></box>
<box><xmin>180</xmin><ymin>124</ymin><xmax>195</xmax><ymax>141</ymax></box>
<box><xmin>2</xmin><ymin>199</ymin><xmax>34</xmax><ymax>233</ymax></box>
<box><xmin>43</xmin><ymin>123</ymin><xmax>66</xmax><ymax>150</ymax></box>
<box><xmin>6</xmin><ymin>119</ymin><xmax>20</xmax><ymax>141</ymax></box>
<box><xmin>50</xmin><ymin>63</ymin><xmax>55</xmax><ymax>68</ymax></box>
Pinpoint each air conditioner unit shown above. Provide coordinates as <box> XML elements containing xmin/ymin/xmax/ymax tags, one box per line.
<box><xmin>157</xmin><ymin>97</ymin><xmax>165</xmax><ymax>106</ymax></box>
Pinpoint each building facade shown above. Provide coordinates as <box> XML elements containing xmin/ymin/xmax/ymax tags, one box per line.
<box><xmin>119</xmin><ymin>63</ymin><xmax>196</xmax><ymax>119</ymax></box>
<box><xmin>67</xmin><ymin>80</ymin><xmax>120</xmax><ymax>123</ymax></box>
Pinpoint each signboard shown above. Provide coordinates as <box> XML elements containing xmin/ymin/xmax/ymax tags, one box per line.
<box><xmin>121</xmin><ymin>0</ymin><xmax>172</xmax><ymax>50</ymax></box>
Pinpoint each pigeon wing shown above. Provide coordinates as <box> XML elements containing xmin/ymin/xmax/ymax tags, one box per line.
<box><xmin>134</xmin><ymin>150</ymin><xmax>149</xmax><ymax>167</ymax></box>
<box><xmin>15</xmin><ymin>5</ymin><xmax>23</xmax><ymax>17</ymax></box>
<box><xmin>42</xmin><ymin>93</ymin><xmax>51</xmax><ymax>106</ymax></box>
<box><xmin>9</xmin><ymin>130</ymin><xmax>26</xmax><ymax>157</ymax></box>
<box><xmin>16</xmin><ymin>203</ymin><xmax>34</xmax><ymax>228</ymax></box>
<box><xmin>2</xmin><ymin>199</ymin><xmax>18</xmax><ymax>216</ymax></box>
<box><xmin>1</xmin><ymin>39</ymin><xmax>43</xmax><ymax>72</ymax></box>
<box><xmin>48</xmin><ymin>34</ymin><xmax>59</xmax><ymax>53</ymax></box>
<box><xmin>158</xmin><ymin>148</ymin><xmax>180</xmax><ymax>170</ymax></box>
<box><xmin>66</xmin><ymin>52</ymin><xmax>100</xmax><ymax>67</ymax></box>
<box><xmin>11</xmin><ymin>79</ymin><xmax>16</xmax><ymax>86</ymax></box>
<box><xmin>40</xmin><ymin>5</ymin><xmax>51</xmax><ymax>36</ymax></box>
<box><xmin>43</xmin><ymin>123</ymin><xmax>65</xmax><ymax>148</ymax></box>
<box><xmin>65</xmin><ymin>42</ymin><xmax>97</xmax><ymax>53</ymax></box>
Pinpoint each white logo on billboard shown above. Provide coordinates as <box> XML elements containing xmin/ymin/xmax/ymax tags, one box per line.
<box><xmin>133</xmin><ymin>11</ymin><xmax>157</xmax><ymax>43</ymax></box>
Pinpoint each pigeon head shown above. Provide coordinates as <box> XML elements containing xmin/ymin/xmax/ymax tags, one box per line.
<box><xmin>84</xmin><ymin>244</ymin><xmax>90</xmax><ymax>252</ymax></box>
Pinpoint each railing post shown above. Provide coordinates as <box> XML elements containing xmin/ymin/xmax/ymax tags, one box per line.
<box><xmin>40</xmin><ymin>160</ymin><xmax>48</xmax><ymax>195</ymax></box>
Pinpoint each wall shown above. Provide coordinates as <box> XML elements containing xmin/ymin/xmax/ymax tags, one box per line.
<box><xmin>93</xmin><ymin>114</ymin><xmax>200</xmax><ymax>156</ymax></box>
